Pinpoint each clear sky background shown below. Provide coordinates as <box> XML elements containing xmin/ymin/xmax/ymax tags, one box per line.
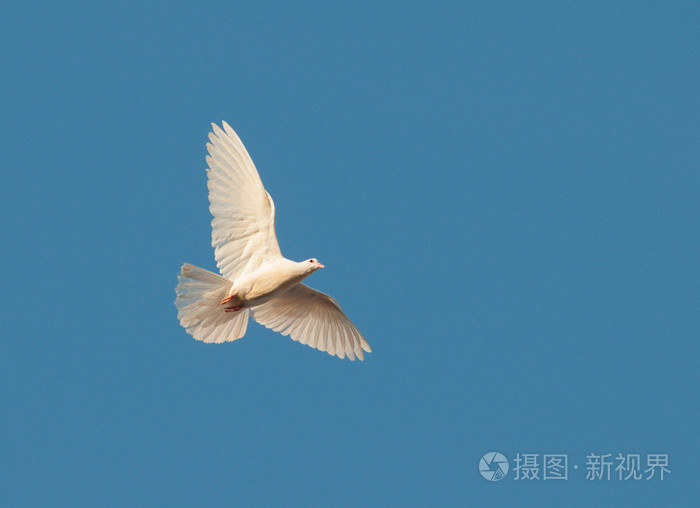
<box><xmin>1</xmin><ymin>2</ymin><xmax>698</xmax><ymax>506</ymax></box>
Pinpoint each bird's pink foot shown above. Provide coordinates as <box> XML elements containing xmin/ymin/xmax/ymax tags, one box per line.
<box><xmin>219</xmin><ymin>295</ymin><xmax>235</xmax><ymax>305</ymax></box>
<box><xmin>223</xmin><ymin>305</ymin><xmax>243</xmax><ymax>313</ymax></box>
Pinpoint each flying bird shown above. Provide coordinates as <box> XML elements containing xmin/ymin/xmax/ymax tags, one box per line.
<box><xmin>175</xmin><ymin>122</ymin><xmax>371</xmax><ymax>361</ymax></box>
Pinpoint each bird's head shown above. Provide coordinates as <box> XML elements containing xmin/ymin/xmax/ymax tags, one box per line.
<box><xmin>303</xmin><ymin>258</ymin><xmax>325</xmax><ymax>272</ymax></box>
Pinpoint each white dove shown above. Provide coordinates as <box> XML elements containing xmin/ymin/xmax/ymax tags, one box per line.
<box><xmin>175</xmin><ymin>122</ymin><xmax>371</xmax><ymax>361</ymax></box>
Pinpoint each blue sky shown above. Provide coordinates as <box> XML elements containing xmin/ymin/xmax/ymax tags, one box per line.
<box><xmin>1</xmin><ymin>1</ymin><xmax>698</xmax><ymax>506</ymax></box>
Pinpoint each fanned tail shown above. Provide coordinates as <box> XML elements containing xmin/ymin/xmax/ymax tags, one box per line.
<box><xmin>174</xmin><ymin>263</ymin><xmax>249</xmax><ymax>343</ymax></box>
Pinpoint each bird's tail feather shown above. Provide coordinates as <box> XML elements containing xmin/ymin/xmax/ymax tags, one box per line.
<box><xmin>175</xmin><ymin>263</ymin><xmax>249</xmax><ymax>343</ymax></box>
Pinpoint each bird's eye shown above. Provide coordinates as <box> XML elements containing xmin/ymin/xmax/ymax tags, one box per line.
<box><xmin>309</xmin><ymin>259</ymin><xmax>313</xmax><ymax>263</ymax></box>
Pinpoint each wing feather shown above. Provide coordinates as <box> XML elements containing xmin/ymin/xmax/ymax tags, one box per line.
<box><xmin>206</xmin><ymin>122</ymin><xmax>282</xmax><ymax>280</ymax></box>
<box><xmin>251</xmin><ymin>284</ymin><xmax>371</xmax><ymax>361</ymax></box>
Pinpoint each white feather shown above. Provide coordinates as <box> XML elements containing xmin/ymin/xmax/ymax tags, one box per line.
<box><xmin>250</xmin><ymin>284</ymin><xmax>370</xmax><ymax>361</ymax></box>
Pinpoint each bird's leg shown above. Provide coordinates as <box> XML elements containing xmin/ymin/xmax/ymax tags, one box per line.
<box><xmin>219</xmin><ymin>294</ymin><xmax>235</xmax><ymax>305</ymax></box>
<box><xmin>220</xmin><ymin>294</ymin><xmax>243</xmax><ymax>312</ymax></box>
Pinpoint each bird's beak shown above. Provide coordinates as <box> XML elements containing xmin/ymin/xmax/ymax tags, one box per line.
<box><xmin>318</xmin><ymin>263</ymin><xmax>325</xmax><ymax>269</ymax></box>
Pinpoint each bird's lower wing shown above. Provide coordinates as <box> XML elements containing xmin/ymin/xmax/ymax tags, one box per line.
<box><xmin>251</xmin><ymin>284</ymin><xmax>371</xmax><ymax>361</ymax></box>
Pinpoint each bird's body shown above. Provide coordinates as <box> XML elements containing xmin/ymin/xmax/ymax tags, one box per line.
<box><xmin>175</xmin><ymin>122</ymin><xmax>371</xmax><ymax>360</ymax></box>
<box><xmin>220</xmin><ymin>258</ymin><xmax>321</xmax><ymax>310</ymax></box>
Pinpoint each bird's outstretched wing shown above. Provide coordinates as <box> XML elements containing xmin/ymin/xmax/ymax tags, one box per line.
<box><xmin>251</xmin><ymin>284</ymin><xmax>372</xmax><ymax>361</ymax></box>
<box><xmin>207</xmin><ymin>122</ymin><xmax>282</xmax><ymax>280</ymax></box>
